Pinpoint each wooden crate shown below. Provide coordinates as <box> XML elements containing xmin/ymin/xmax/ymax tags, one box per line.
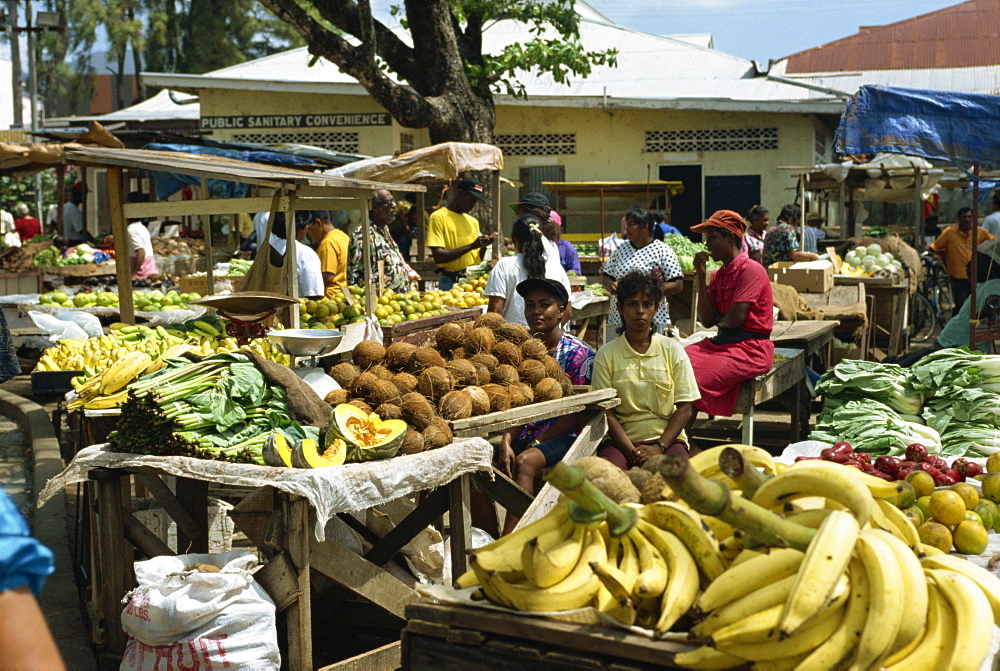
<box><xmin>381</xmin><ymin>306</ymin><xmax>483</xmax><ymax>347</ymax></box>
<box><xmin>445</xmin><ymin>387</ymin><xmax>617</xmax><ymax>437</ymax></box>
<box><xmin>0</xmin><ymin>272</ymin><xmax>41</xmax><ymax>294</ymax></box>
<box><xmin>402</xmin><ymin>603</ymin><xmax>686</xmax><ymax>670</ymax></box>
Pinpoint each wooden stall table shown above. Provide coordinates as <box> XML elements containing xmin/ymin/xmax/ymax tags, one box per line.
<box><xmin>402</xmin><ymin>602</ymin><xmax>691</xmax><ymax>670</ymax></box>
<box><xmin>834</xmin><ymin>275</ymin><xmax>908</xmax><ymax>357</ymax></box>
<box><xmin>770</xmin><ymin>319</ymin><xmax>838</xmax><ymax>369</ymax></box>
<box><xmin>38</xmin><ymin>438</ymin><xmax>494</xmax><ymax>670</ymax></box>
<box><xmin>569</xmin><ymin>295</ymin><xmax>610</xmax><ymax>349</ymax></box>
<box><xmin>733</xmin><ymin>348</ymin><xmax>808</xmax><ymax>446</ymax></box>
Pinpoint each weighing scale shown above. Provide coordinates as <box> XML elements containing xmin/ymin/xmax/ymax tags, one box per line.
<box><xmin>191</xmin><ymin>292</ymin><xmax>300</xmax><ymax>345</ymax></box>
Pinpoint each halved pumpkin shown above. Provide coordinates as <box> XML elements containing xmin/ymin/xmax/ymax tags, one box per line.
<box><xmin>291</xmin><ymin>437</ymin><xmax>347</xmax><ymax>468</ymax></box>
<box><xmin>262</xmin><ymin>432</ymin><xmax>293</xmax><ymax>467</ymax></box>
<box><xmin>327</xmin><ymin>403</ymin><xmax>407</xmax><ymax>463</ymax></box>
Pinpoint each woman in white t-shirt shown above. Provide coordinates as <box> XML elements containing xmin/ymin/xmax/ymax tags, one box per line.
<box><xmin>484</xmin><ymin>214</ymin><xmax>571</xmax><ymax>326</ymax></box>
<box><xmin>127</xmin><ymin>220</ymin><xmax>158</xmax><ymax>280</ymax></box>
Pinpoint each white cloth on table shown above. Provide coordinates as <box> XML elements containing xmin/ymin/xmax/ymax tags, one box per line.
<box><xmin>483</xmin><ymin>252</ymin><xmax>570</xmax><ymax>326</ymax></box>
<box><xmin>37</xmin><ymin>438</ymin><xmax>494</xmax><ymax>542</ymax></box>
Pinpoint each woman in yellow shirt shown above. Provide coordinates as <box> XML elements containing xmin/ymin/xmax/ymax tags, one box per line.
<box><xmin>592</xmin><ymin>271</ymin><xmax>701</xmax><ymax>469</ymax></box>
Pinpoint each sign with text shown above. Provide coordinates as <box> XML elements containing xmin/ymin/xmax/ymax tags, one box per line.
<box><xmin>200</xmin><ymin>113</ymin><xmax>390</xmax><ymax>131</ymax></box>
<box><xmin>0</xmin><ymin>129</ymin><xmax>31</xmax><ymax>143</ymax></box>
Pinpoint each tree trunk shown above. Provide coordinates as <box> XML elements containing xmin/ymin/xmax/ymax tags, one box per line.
<box><xmin>7</xmin><ymin>0</ymin><xmax>22</xmax><ymax>127</ymax></box>
<box><xmin>43</xmin><ymin>0</ymin><xmax>70</xmax><ymax>116</ymax></box>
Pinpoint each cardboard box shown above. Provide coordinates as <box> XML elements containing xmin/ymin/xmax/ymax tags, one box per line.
<box><xmin>767</xmin><ymin>261</ymin><xmax>834</xmax><ymax>294</ymax></box>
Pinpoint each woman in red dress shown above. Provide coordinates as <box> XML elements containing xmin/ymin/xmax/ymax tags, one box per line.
<box><xmin>684</xmin><ymin>210</ymin><xmax>774</xmax><ymax>429</ymax></box>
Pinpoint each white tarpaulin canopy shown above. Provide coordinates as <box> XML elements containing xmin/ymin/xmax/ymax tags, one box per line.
<box><xmin>328</xmin><ymin>141</ymin><xmax>503</xmax><ymax>184</ymax></box>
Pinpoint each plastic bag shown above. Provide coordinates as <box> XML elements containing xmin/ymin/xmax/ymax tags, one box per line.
<box><xmin>28</xmin><ymin>310</ymin><xmax>90</xmax><ymax>341</ymax></box>
<box><xmin>121</xmin><ymin>550</ymin><xmax>280</xmax><ymax>670</ymax></box>
<box><xmin>52</xmin><ymin>310</ymin><xmax>103</xmax><ymax>338</ymax></box>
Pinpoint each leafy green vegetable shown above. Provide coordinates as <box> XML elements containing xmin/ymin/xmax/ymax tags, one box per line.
<box><xmin>662</xmin><ymin>234</ymin><xmax>721</xmax><ymax>273</ymax></box>
<box><xmin>815</xmin><ymin>360</ymin><xmax>923</xmax><ymax>415</ymax></box>
<box><xmin>809</xmin><ymin>398</ymin><xmax>942</xmax><ymax>456</ymax></box>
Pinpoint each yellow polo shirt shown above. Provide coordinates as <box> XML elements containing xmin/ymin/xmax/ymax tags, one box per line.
<box><xmin>592</xmin><ymin>333</ymin><xmax>701</xmax><ymax>443</ymax></box>
<box><xmin>426</xmin><ymin>207</ymin><xmax>481</xmax><ymax>272</ymax></box>
<box><xmin>316</xmin><ymin>228</ymin><xmax>349</xmax><ymax>297</ymax></box>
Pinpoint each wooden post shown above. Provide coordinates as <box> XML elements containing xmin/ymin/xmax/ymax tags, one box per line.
<box><xmin>174</xmin><ymin>477</ymin><xmax>208</xmax><ymax>553</ymax></box>
<box><xmin>55</xmin><ymin>167</ymin><xmax>65</xmax><ymax>234</ymax></box>
<box><xmin>200</xmin><ymin>177</ymin><xmax>215</xmax><ymax>296</ymax></box>
<box><xmin>490</xmin><ymin>170</ymin><xmax>502</xmax><ymax>262</ymax></box>
<box><xmin>362</xmin><ymin>196</ymin><xmax>376</xmax><ymax>319</ymax></box>
<box><xmin>449</xmin><ymin>474</ymin><xmax>472</xmax><ymax>583</ymax></box>
<box><xmin>970</xmin><ymin>163</ymin><xmax>981</xmax><ymax>349</ymax></box>
<box><xmin>107</xmin><ymin>167</ymin><xmax>135</xmax><ymax>324</ymax></box>
<box><xmin>287</xmin><ymin>190</ymin><xmax>299</xmax><ymax>327</ymax></box>
<box><xmin>93</xmin><ymin>471</ymin><xmax>134</xmax><ymax>655</ymax></box>
<box><xmin>283</xmin><ymin>496</ymin><xmax>313</xmax><ymax>670</ymax></box>
<box><xmin>913</xmin><ymin>168</ymin><xmax>923</xmax><ymax>251</ymax></box>
<box><xmin>415</xmin><ymin>191</ymin><xmax>426</xmax><ymax>262</ymax></box>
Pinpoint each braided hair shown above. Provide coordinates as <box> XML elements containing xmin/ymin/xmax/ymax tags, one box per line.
<box><xmin>511</xmin><ymin>214</ymin><xmax>547</xmax><ymax>278</ymax></box>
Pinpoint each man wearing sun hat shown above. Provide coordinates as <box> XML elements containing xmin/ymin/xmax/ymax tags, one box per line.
<box><xmin>683</xmin><ymin>210</ymin><xmax>776</xmax><ymax>431</ymax></box>
<box><xmin>427</xmin><ymin>176</ymin><xmax>496</xmax><ymax>290</ymax></box>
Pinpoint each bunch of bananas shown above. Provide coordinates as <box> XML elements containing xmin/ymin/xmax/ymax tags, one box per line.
<box><xmin>661</xmin><ymin>456</ymin><xmax>1000</xmax><ymax>669</ymax></box>
<box><xmin>67</xmin><ymin>350</ymin><xmax>163</xmax><ymax>410</ymax></box>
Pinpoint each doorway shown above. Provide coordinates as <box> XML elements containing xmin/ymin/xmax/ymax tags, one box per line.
<box><xmin>657</xmin><ymin>165</ymin><xmax>702</xmax><ymax>235</ymax></box>
<box><xmin>705</xmin><ymin>175</ymin><xmax>761</xmax><ymax>222</ymax></box>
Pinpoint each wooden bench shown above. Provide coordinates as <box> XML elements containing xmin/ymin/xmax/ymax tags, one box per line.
<box><xmin>733</xmin><ymin>347</ymin><xmax>807</xmax><ymax>445</ymax></box>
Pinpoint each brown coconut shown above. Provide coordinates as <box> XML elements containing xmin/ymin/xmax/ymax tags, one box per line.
<box><xmin>534</xmin><ymin>377</ymin><xmax>563</xmax><ymax>402</ymax></box>
<box><xmin>323</xmin><ymin>389</ymin><xmax>350</xmax><ymax>406</ymax></box>
<box><xmin>422</xmin><ymin>421</ymin><xmax>452</xmax><ymax>450</ymax></box>
<box><xmin>367</xmin><ymin>379</ymin><xmax>400</xmax><ymax>406</ymax></box>
<box><xmin>350</xmin><ymin>371</ymin><xmax>378</xmax><ymax>398</ymax></box>
<box><xmin>558</xmin><ymin>373</ymin><xmax>573</xmax><ymax>397</ymax></box>
<box><xmin>401</xmin><ymin>397</ymin><xmax>436</xmax><ymax>430</ymax></box>
<box><xmin>384</xmin><ymin>342</ymin><xmax>417</xmax><ymax>371</ymax></box>
<box><xmin>464</xmin><ymin>386</ymin><xmax>491</xmax><ymax>416</ymax></box>
<box><xmin>514</xmin><ymin>382</ymin><xmax>534</xmax><ymax>405</ymax></box>
<box><xmin>347</xmin><ymin>398</ymin><xmax>373</xmax><ymax>415</ymax></box>
<box><xmin>518</xmin><ymin>359</ymin><xmax>547</xmax><ymax>386</ymax></box>
<box><xmin>481</xmin><ymin>383</ymin><xmax>512</xmax><ymax>412</ymax></box>
<box><xmin>495</xmin><ymin>321</ymin><xmax>531</xmax><ymax>345</ymax></box>
<box><xmin>391</xmin><ymin>372</ymin><xmax>418</xmax><ymax>394</ymax></box>
<box><xmin>464</xmin><ymin>326</ymin><xmax>496</xmax><ymax>354</ymax></box>
<box><xmin>399</xmin><ymin>428</ymin><xmax>425</xmax><ymax>455</ymax></box>
<box><xmin>472</xmin><ymin>363</ymin><xmax>491</xmax><ymax>386</ymax></box>
<box><xmin>571</xmin><ymin>456</ymin><xmax>641</xmax><ymax>504</ymax></box>
<box><xmin>506</xmin><ymin>385</ymin><xmax>526</xmax><ymax>408</ymax></box>
<box><xmin>542</xmin><ymin>356</ymin><xmax>563</xmax><ymax>379</ymax></box>
<box><xmin>449</xmin><ymin>346</ymin><xmax>467</xmax><ymax>360</ymax></box>
<box><xmin>329</xmin><ymin>362</ymin><xmax>361</xmax><ymax>388</ymax></box>
<box><xmin>469</xmin><ymin>352</ymin><xmax>499</xmax><ymax>373</ymax></box>
<box><xmin>416</xmin><ymin>366</ymin><xmax>454</xmax><ymax>401</ymax></box>
<box><xmin>474</xmin><ymin>312</ymin><xmax>506</xmax><ymax>331</ymax></box>
<box><xmin>521</xmin><ymin>338</ymin><xmax>548</xmax><ymax>361</ymax></box>
<box><xmin>406</xmin><ymin>347</ymin><xmax>446</xmax><ymax>374</ymax></box>
<box><xmin>439</xmin><ymin>390</ymin><xmax>474</xmax><ymax>420</ymax></box>
<box><xmin>401</xmin><ymin>391</ymin><xmax>428</xmax><ymax>406</ymax></box>
<box><xmin>434</xmin><ymin>322</ymin><xmax>466</xmax><ymax>352</ymax></box>
<box><xmin>493</xmin><ymin>340</ymin><xmax>523</xmax><ymax>368</ymax></box>
<box><xmin>352</xmin><ymin>340</ymin><xmax>386</xmax><ymax>369</ymax></box>
<box><xmin>374</xmin><ymin>403</ymin><xmax>403</xmax><ymax>421</ymax></box>
<box><xmin>368</xmin><ymin>364</ymin><xmax>394</xmax><ymax>381</ymax></box>
<box><xmin>445</xmin><ymin>359</ymin><xmax>479</xmax><ymax>387</ymax></box>
<box><xmin>491</xmin><ymin>364</ymin><xmax>520</xmax><ymax>386</ymax></box>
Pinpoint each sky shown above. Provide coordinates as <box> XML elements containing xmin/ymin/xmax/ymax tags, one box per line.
<box><xmin>0</xmin><ymin>0</ymin><xmax>967</xmax><ymax>68</ymax></box>
<box><xmin>586</xmin><ymin>0</ymin><xmax>963</xmax><ymax>66</ymax></box>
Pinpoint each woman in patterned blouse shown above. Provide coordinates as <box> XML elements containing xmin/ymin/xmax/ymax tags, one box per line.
<box><xmin>602</xmin><ymin>207</ymin><xmax>684</xmax><ymax>334</ymax></box>
<box><xmin>742</xmin><ymin>205</ymin><xmax>768</xmax><ymax>264</ymax></box>
<box><xmin>495</xmin><ymin>277</ymin><xmax>595</xmax><ymax>534</ymax></box>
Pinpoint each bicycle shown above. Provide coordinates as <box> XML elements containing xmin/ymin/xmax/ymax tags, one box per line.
<box><xmin>909</xmin><ymin>251</ymin><xmax>954</xmax><ymax>343</ymax></box>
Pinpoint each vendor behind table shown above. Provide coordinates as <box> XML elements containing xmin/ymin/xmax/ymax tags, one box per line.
<box><xmin>426</xmin><ymin>177</ymin><xmax>495</xmax><ymax>290</ymax></box>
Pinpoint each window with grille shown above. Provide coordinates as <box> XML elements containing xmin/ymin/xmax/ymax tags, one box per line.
<box><xmin>644</xmin><ymin>128</ymin><xmax>778</xmax><ymax>152</ymax></box>
<box><xmin>399</xmin><ymin>133</ymin><xmax>415</xmax><ymax>154</ymax></box>
<box><xmin>230</xmin><ymin>131</ymin><xmax>360</xmax><ymax>152</ymax></box>
<box><xmin>495</xmin><ymin>133</ymin><xmax>576</xmax><ymax>156</ymax></box>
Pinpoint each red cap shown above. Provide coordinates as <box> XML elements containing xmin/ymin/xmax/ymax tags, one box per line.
<box><xmin>690</xmin><ymin>210</ymin><xmax>747</xmax><ymax>239</ymax></box>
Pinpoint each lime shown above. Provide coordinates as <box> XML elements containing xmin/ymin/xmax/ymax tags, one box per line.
<box><xmin>974</xmin><ymin>500</ymin><xmax>998</xmax><ymax>529</ymax></box>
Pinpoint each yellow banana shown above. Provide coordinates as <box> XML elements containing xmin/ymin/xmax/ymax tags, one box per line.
<box><xmin>636</xmin><ymin>502</ymin><xmax>727</xmax><ymax>582</ymax></box>
<box><xmin>99</xmin><ymin>351</ymin><xmax>153</xmax><ymax>395</ymax></box>
<box><xmin>925</xmin><ymin>568</ymin><xmax>993</xmax><ymax>671</ymax></box>
<box><xmin>851</xmin><ymin>529</ymin><xmax>905</xmax><ymax>669</ymax></box>
<box><xmin>193</xmin><ymin>320</ymin><xmax>220</xmax><ymax>336</ymax></box>
<box><xmin>881</xmin><ymin>530</ymin><xmax>928</xmax><ymax>655</ymax></box>
<box><xmin>635</xmin><ymin>521</ymin><xmax>699</xmax><ymax>635</ymax></box>
<box><xmin>589</xmin><ymin>560</ymin><xmax>636</xmax><ymax>601</ymax></box>
<box><xmin>83</xmin><ymin>389</ymin><xmax>129</xmax><ymax>409</ymax></box>
<box><xmin>696</xmin><ymin>548</ymin><xmax>803</xmax><ymax>615</ymax></box>
<box><xmin>751</xmin><ymin>463</ymin><xmax>873</xmax><ymax>527</ymax></box>
<box><xmin>690</xmin><ymin>573</ymin><xmax>797</xmax><ymax>639</ymax></box>
<box><xmin>687</xmin><ymin>444</ymin><xmax>778</xmax><ymax>478</ymax></box>
<box><xmin>882</xmin><ymin>581</ymin><xmax>949</xmax><ymax>670</ymax></box>
<box><xmin>672</xmin><ymin>645</ymin><xmax>744</xmax><ymax>669</ymax></box>
<box><xmin>522</xmin><ymin>522</ymin><xmax>585</xmax><ymax>588</ymax></box>
<box><xmin>470</xmin><ymin>499</ymin><xmax>570</xmax><ymax>574</ymax></box>
<box><xmin>793</xmin><ymin>556</ymin><xmax>868</xmax><ymax>670</ymax></box>
<box><xmin>715</xmin><ymin>594</ymin><xmax>846</xmax><ymax>662</ymax></box>
<box><xmin>629</xmin><ymin>527</ymin><xmax>668</xmax><ymax>599</ymax></box>
<box><xmin>786</xmin><ymin>458</ymin><xmax>905</xmax><ymax>499</ymax></box>
<box><xmin>919</xmin><ymin>553</ymin><xmax>1000</xmax><ymax>624</ymax></box>
<box><xmin>871</xmin><ymin>498</ymin><xmax>921</xmax><ymax>550</ymax></box>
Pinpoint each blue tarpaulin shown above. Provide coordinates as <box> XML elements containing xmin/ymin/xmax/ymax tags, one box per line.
<box><xmin>834</xmin><ymin>85</ymin><xmax>1000</xmax><ymax>169</ymax></box>
<box><xmin>142</xmin><ymin>143</ymin><xmax>322</xmax><ymax>200</ymax></box>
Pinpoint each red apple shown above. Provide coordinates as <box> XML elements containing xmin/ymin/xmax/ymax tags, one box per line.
<box><xmin>905</xmin><ymin>444</ymin><xmax>928</xmax><ymax>462</ymax></box>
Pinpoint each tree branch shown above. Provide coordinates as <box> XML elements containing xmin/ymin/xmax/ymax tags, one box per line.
<box><xmin>257</xmin><ymin>0</ymin><xmax>435</xmax><ymax>128</ymax></box>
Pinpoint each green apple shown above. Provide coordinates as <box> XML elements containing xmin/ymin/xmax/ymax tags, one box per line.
<box><xmin>38</xmin><ymin>293</ymin><xmax>53</xmax><ymax>305</ymax></box>
<box><xmin>52</xmin><ymin>291</ymin><xmax>69</xmax><ymax>304</ymax></box>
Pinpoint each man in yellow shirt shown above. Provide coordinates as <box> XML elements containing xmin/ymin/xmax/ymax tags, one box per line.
<box><xmin>426</xmin><ymin>177</ymin><xmax>496</xmax><ymax>290</ymax></box>
<box><xmin>931</xmin><ymin>207</ymin><xmax>996</xmax><ymax>310</ymax></box>
<box><xmin>305</xmin><ymin>210</ymin><xmax>349</xmax><ymax>298</ymax></box>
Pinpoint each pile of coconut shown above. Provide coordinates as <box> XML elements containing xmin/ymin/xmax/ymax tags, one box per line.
<box><xmin>324</xmin><ymin>312</ymin><xmax>574</xmax><ymax>455</ymax></box>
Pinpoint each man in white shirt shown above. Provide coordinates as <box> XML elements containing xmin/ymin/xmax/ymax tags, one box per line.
<box><xmin>983</xmin><ymin>191</ymin><xmax>1000</xmax><ymax>238</ymax></box>
<box><xmin>268</xmin><ymin>212</ymin><xmax>324</xmax><ymax>299</ymax></box>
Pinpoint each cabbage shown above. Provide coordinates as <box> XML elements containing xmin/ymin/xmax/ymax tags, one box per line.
<box><xmin>867</xmin><ymin>243</ymin><xmax>882</xmax><ymax>255</ymax></box>
<box><xmin>845</xmin><ymin>252</ymin><xmax>858</xmax><ymax>265</ymax></box>
<box><xmin>854</xmin><ymin>247</ymin><xmax>868</xmax><ymax>257</ymax></box>
<box><xmin>861</xmin><ymin>256</ymin><xmax>877</xmax><ymax>269</ymax></box>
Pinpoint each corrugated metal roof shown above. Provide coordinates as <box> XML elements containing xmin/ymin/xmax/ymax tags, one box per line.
<box><xmin>782</xmin><ymin>0</ymin><xmax>1000</xmax><ymax>73</ymax></box>
<box><xmin>769</xmin><ymin>63</ymin><xmax>1000</xmax><ymax>96</ymax></box>
<box><xmin>144</xmin><ymin>8</ymin><xmax>843</xmax><ymax>113</ymax></box>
